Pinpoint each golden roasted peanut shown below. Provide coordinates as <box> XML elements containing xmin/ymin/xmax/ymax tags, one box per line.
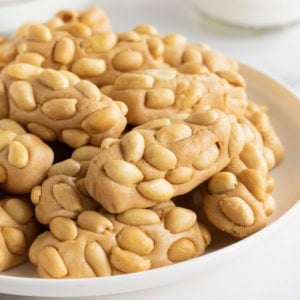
<box><xmin>219</xmin><ymin>197</ymin><xmax>255</xmax><ymax>226</ymax></box>
<box><xmin>117</xmin><ymin>226</ymin><xmax>154</xmax><ymax>256</ymax></box>
<box><xmin>104</xmin><ymin>160</ymin><xmax>144</xmax><ymax>185</ymax></box>
<box><xmin>83</xmin><ymin>32</ymin><xmax>118</xmax><ymax>52</ymax></box>
<box><xmin>38</xmin><ymin>69</ymin><xmax>69</xmax><ymax>90</ymax></box>
<box><xmin>238</xmin><ymin>169</ymin><xmax>266</xmax><ymax>202</ymax></box>
<box><xmin>38</xmin><ymin>247</ymin><xmax>68</xmax><ymax>278</ymax></box>
<box><xmin>115</xmin><ymin>101</ymin><xmax>128</xmax><ymax>116</ymax></box>
<box><xmin>155</xmin><ymin>123</ymin><xmax>192</xmax><ymax>144</ymax></box>
<box><xmin>166</xmin><ymin>167</ymin><xmax>194</xmax><ymax>184</ymax></box>
<box><xmin>31</xmin><ymin>185</ymin><xmax>42</xmax><ymax>205</ymax></box>
<box><xmin>118</xmin><ymin>31</ymin><xmax>141</xmax><ymax>42</ymax></box>
<box><xmin>121</xmin><ymin>131</ymin><xmax>145</xmax><ymax>163</ymax></box>
<box><xmin>183</xmin><ymin>48</ymin><xmax>203</xmax><ymax>63</ymax></box>
<box><xmin>163</xmin><ymin>33</ymin><xmax>187</xmax><ymax>47</ymax></box>
<box><xmin>263</xmin><ymin>147</ymin><xmax>276</xmax><ymax>170</ymax></box>
<box><xmin>74</xmin><ymin>80</ymin><xmax>101</xmax><ymax>101</ymax></box>
<box><xmin>59</xmin><ymin>70</ymin><xmax>80</xmax><ymax>86</ymax></box>
<box><xmin>4</xmin><ymin>63</ymin><xmax>42</xmax><ymax>80</ymax></box>
<box><xmin>216</xmin><ymin>70</ymin><xmax>246</xmax><ymax>88</ymax></box>
<box><xmin>81</xmin><ymin>108</ymin><xmax>120</xmax><ymax>134</ymax></box>
<box><xmin>72</xmin><ymin>58</ymin><xmax>106</xmax><ymax>77</ymax></box>
<box><xmin>116</xmin><ymin>208</ymin><xmax>160</xmax><ymax>225</ymax></box>
<box><xmin>114</xmin><ymin>73</ymin><xmax>154</xmax><ymax>89</ymax></box>
<box><xmin>250</xmin><ymin>111</ymin><xmax>270</xmax><ymax>133</ymax></box>
<box><xmin>266</xmin><ymin>175</ymin><xmax>275</xmax><ymax>194</ymax></box>
<box><xmin>137</xmin><ymin>179</ymin><xmax>174</xmax><ymax>201</ymax></box>
<box><xmin>144</xmin><ymin>68</ymin><xmax>177</xmax><ymax>81</ymax></box>
<box><xmin>0</xmin><ymin>119</ymin><xmax>26</xmax><ymax>135</ymax></box>
<box><xmin>264</xmin><ymin>195</ymin><xmax>275</xmax><ymax>216</ymax></box>
<box><xmin>0</xmin><ymin>130</ymin><xmax>17</xmax><ymax>151</ymax></box>
<box><xmin>85</xmin><ymin>242</ymin><xmax>111</xmax><ymax>276</ymax></box>
<box><xmin>8</xmin><ymin>141</ymin><xmax>29</xmax><ymax>168</ymax></box>
<box><xmin>2</xmin><ymin>227</ymin><xmax>26</xmax><ymax>255</ymax></box>
<box><xmin>53</xmin><ymin>37</ymin><xmax>76</xmax><ymax>65</ymax></box>
<box><xmin>47</xmin><ymin>159</ymin><xmax>81</xmax><ymax>177</ymax></box>
<box><xmin>58</xmin><ymin>23</ymin><xmax>91</xmax><ymax>38</ymax></box>
<box><xmin>147</xmin><ymin>37</ymin><xmax>165</xmax><ymax>58</ymax></box>
<box><xmin>228</xmin><ymin>123</ymin><xmax>245</xmax><ymax>157</ymax></box>
<box><xmin>178</xmin><ymin>62</ymin><xmax>208</xmax><ymax>75</ymax></box>
<box><xmin>77</xmin><ymin>211</ymin><xmax>113</xmax><ymax>233</ymax></box>
<box><xmin>168</xmin><ymin>238</ymin><xmax>196</xmax><ymax>262</ymax></box>
<box><xmin>25</xmin><ymin>24</ymin><xmax>52</xmax><ymax>42</ymax></box>
<box><xmin>145</xmin><ymin>88</ymin><xmax>175</xmax><ymax>108</ymax></box>
<box><xmin>52</xmin><ymin>183</ymin><xmax>83</xmax><ymax>212</ymax></box>
<box><xmin>186</xmin><ymin>110</ymin><xmax>219</xmax><ymax>126</ymax></box>
<box><xmin>112</xmin><ymin>50</ymin><xmax>144</xmax><ymax>71</ymax></box>
<box><xmin>164</xmin><ymin>208</ymin><xmax>197</xmax><ymax>233</ymax></box>
<box><xmin>16</xmin><ymin>52</ymin><xmax>45</xmax><ymax>66</ymax></box>
<box><xmin>134</xmin><ymin>24</ymin><xmax>157</xmax><ymax>35</ymax></box>
<box><xmin>208</xmin><ymin>172</ymin><xmax>238</xmax><ymax>194</ymax></box>
<box><xmin>0</xmin><ymin>164</ymin><xmax>7</xmax><ymax>183</ymax></box>
<box><xmin>193</xmin><ymin>144</ymin><xmax>219</xmax><ymax>169</ymax></box>
<box><xmin>71</xmin><ymin>145</ymin><xmax>101</xmax><ymax>162</ymax></box>
<box><xmin>61</xmin><ymin>129</ymin><xmax>90</xmax><ymax>148</ymax></box>
<box><xmin>144</xmin><ymin>144</ymin><xmax>177</xmax><ymax>171</ymax></box>
<box><xmin>3</xmin><ymin>198</ymin><xmax>33</xmax><ymax>224</ymax></box>
<box><xmin>9</xmin><ymin>81</ymin><xmax>36</xmax><ymax>111</ymax></box>
<box><xmin>178</xmin><ymin>86</ymin><xmax>203</xmax><ymax>108</ymax></box>
<box><xmin>27</xmin><ymin>123</ymin><xmax>56</xmax><ymax>141</ymax></box>
<box><xmin>110</xmin><ymin>246</ymin><xmax>151</xmax><ymax>273</ymax></box>
<box><xmin>41</xmin><ymin>98</ymin><xmax>77</xmax><ymax>120</ymax></box>
<box><xmin>50</xmin><ymin>217</ymin><xmax>78</xmax><ymax>241</ymax></box>
<box><xmin>240</xmin><ymin>143</ymin><xmax>266</xmax><ymax>171</ymax></box>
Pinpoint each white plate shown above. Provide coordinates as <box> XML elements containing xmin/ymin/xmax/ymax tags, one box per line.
<box><xmin>1</xmin><ymin>63</ymin><xmax>300</xmax><ymax>297</ymax></box>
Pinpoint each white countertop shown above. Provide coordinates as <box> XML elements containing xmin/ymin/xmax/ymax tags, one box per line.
<box><xmin>1</xmin><ymin>0</ymin><xmax>300</xmax><ymax>299</ymax></box>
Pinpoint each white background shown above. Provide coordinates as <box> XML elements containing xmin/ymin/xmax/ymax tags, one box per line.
<box><xmin>1</xmin><ymin>0</ymin><xmax>300</xmax><ymax>299</ymax></box>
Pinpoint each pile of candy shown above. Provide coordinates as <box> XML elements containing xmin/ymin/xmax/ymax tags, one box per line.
<box><xmin>0</xmin><ymin>7</ymin><xmax>283</xmax><ymax>278</ymax></box>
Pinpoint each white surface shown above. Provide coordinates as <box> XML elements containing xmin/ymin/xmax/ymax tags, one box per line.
<box><xmin>193</xmin><ymin>0</ymin><xmax>300</xmax><ymax>28</ymax></box>
<box><xmin>1</xmin><ymin>0</ymin><xmax>300</xmax><ymax>299</ymax></box>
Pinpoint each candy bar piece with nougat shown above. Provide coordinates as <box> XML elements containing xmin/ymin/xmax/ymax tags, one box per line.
<box><xmin>0</xmin><ymin>197</ymin><xmax>39</xmax><ymax>271</ymax></box>
<box><xmin>202</xmin><ymin>117</ymin><xmax>280</xmax><ymax>238</ymax></box>
<box><xmin>85</xmin><ymin>108</ymin><xmax>245</xmax><ymax>213</ymax></box>
<box><xmin>103</xmin><ymin>67</ymin><xmax>247</xmax><ymax>125</ymax></box>
<box><xmin>1</xmin><ymin>64</ymin><xmax>127</xmax><ymax>147</ymax></box>
<box><xmin>29</xmin><ymin>201</ymin><xmax>210</xmax><ymax>278</ymax></box>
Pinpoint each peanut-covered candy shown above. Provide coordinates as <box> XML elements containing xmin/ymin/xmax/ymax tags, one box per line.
<box><xmin>0</xmin><ymin>8</ymin><xmax>111</xmax><ymax>69</ymax></box>
<box><xmin>29</xmin><ymin>201</ymin><xmax>210</xmax><ymax>278</ymax></box>
<box><xmin>14</xmin><ymin>27</ymin><xmax>166</xmax><ymax>87</ymax></box>
<box><xmin>246</xmin><ymin>102</ymin><xmax>284</xmax><ymax>167</ymax></box>
<box><xmin>32</xmin><ymin>145</ymin><xmax>101</xmax><ymax>224</ymax></box>
<box><xmin>0</xmin><ymin>121</ymin><xmax>54</xmax><ymax>194</ymax></box>
<box><xmin>85</xmin><ymin>109</ymin><xmax>245</xmax><ymax>213</ymax></box>
<box><xmin>104</xmin><ymin>68</ymin><xmax>248</xmax><ymax>125</ymax></box>
<box><xmin>202</xmin><ymin>118</ymin><xmax>277</xmax><ymax>238</ymax></box>
<box><xmin>0</xmin><ymin>197</ymin><xmax>39</xmax><ymax>271</ymax></box>
<box><xmin>1</xmin><ymin>64</ymin><xmax>127</xmax><ymax>147</ymax></box>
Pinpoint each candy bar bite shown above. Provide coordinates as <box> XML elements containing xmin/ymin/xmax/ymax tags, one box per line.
<box><xmin>202</xmin><ymin>117</ymin><xmax>277</xmax><ymax>238</ymax></box>
<box><xmin>0</xmin><ymin>119</ymin><xmax>53</xmax><ymax>194</ymax></box>
<box><xmin>0</xmin><ymin>197</ymin><xmax>39</xmax><ymax>271</ymax></box>
<box><xmin>29</xmin><ymin>201</ymin><xmax>210</xmax><ymax>278</ymax></box>
<box><xmin>85</xmin><ymin>109</ymin><xmax>245</xmax><ymax>213</ymax></box>
<box><xmin>1</xmin><ymin>64</ymin><xmax>127</xmax><ymax>147</ymax></box>
<box><xmin>104</xmin><ymin>68</ymin><xmax>247</xmax><ymax>125</ymax></box>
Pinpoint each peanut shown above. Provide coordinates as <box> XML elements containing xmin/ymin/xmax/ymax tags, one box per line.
<box><xmin>137</xmin><ymin>179</ymin><xmax>174</xmax><ymax>201</ymax></box>
<box><xmin>168</xmin><ymin>238</ymin><xmax>195</xmax><ymax>262</ymax></box>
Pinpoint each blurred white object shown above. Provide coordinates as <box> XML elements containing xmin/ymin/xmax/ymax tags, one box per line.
<box><xmin>194</xmin><ymin>0</ymin><xmax>300</xmax><ymax>28</ymax></box>
<box><xmin>0</xmin><ymin>0</ymin><xmax>96</xmax><ymax>34</ymax></box>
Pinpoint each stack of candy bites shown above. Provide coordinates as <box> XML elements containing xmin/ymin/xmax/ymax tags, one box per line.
<box><xmin>0</xmin><ymin>7</ymin><xmax>284</xmax><ymax>278</ymax></box>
